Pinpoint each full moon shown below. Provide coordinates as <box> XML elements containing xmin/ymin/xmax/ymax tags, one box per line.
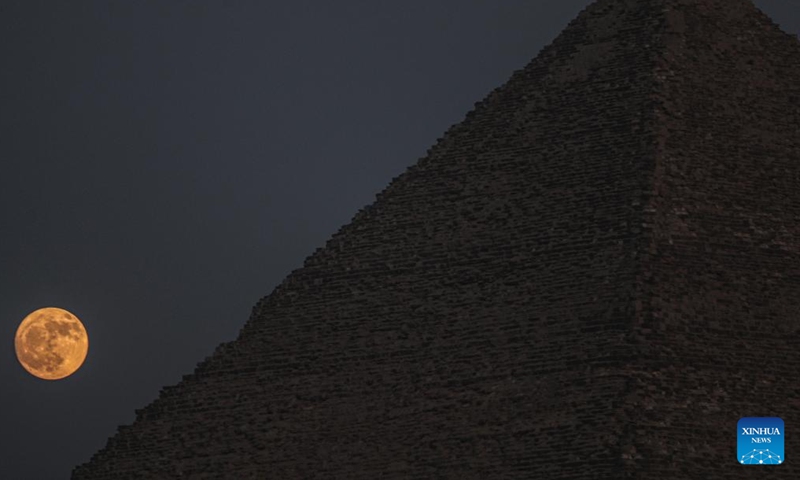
<box><xmin>14</xmin><ymin>307</ymin><xmax>89</xmax><ymax>380</ymax></box>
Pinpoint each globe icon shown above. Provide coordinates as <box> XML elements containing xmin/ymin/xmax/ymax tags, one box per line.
<box><xmin>740</xmin><ymin>449</ymin><xmax>782</xmax><ymax>465</ymax></box>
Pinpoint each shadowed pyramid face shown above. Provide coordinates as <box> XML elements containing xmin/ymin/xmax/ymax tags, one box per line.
<box><xmin>72</xmin><ymin>0</ymin><xmax>800</xmax><ymax>478</ymax></box>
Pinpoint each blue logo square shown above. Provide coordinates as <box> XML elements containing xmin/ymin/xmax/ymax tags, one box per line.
<box><xmin>738</xmin><ymin>417</ymin><xmax>784</xmax><ymax>465</ymax></box>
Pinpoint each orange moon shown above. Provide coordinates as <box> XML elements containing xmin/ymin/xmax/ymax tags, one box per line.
<box><xmin>14</xmin><ymin>307</ymin><xmax>89</xmax><ymax>380</ymax></box>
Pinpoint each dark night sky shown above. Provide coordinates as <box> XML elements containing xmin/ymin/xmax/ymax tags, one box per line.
<box><xmin>0</xmin><ymin>1</ymin><xmax>797</xmax><ymax>478</ymax></box>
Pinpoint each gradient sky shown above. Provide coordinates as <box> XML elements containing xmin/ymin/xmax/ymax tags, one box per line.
<box><xmin>0</xmin><ymin>1</ymin><xmax>797</xmax><ymax>478</ymax></box>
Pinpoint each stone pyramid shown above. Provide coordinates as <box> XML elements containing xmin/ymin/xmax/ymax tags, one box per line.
<box><xmin>73</xmin><ymin>0</ymin><xmax>800</xmax><ymax>477</ymax></box>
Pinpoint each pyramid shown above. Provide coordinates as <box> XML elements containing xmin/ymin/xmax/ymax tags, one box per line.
<box><xmin>73</xmin><ymin>0</ymin><xmax>800</xmax><ymax>477</ymax></box>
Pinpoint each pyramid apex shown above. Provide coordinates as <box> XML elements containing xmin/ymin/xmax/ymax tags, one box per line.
<box><xmin>73</xmin><ymin>0</ymin><xmax>800</xmax><ymax>477</ymax></box>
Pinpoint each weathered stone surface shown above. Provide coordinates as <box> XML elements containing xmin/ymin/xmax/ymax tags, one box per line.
<box><xmin>72</xmin><ymin>0</ymin><xmax>800</xmax><ymax>478</ymax></box>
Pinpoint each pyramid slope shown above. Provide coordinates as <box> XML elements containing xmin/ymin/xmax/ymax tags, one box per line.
<box><xmin>625</xmin><ymin>0</ymin><xmax>800</xmax><ymax>474</ymax></box>
<box><xmin>73</xmin><ymin>0</ymin><xmax>800</xmax><ymax>478</ymax></box>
